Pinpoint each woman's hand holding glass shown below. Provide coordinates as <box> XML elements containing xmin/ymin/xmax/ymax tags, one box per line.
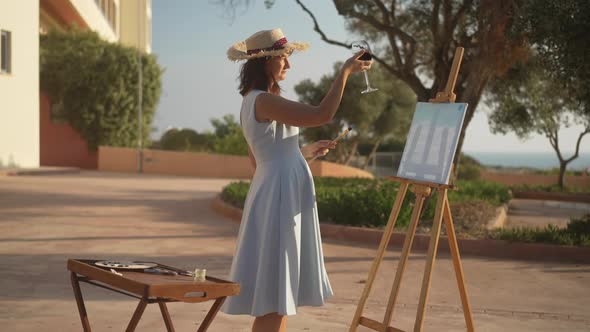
<box><xmin>342</xmin><ymin>50</ymin><xmax>373</xmax><ymax>75</ymax></box>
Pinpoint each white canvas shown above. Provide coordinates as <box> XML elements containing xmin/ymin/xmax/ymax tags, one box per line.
<box><xmin>396</xmin><ymin>102</ymin><xmax>468</xmax><ymax>184</ymax></box>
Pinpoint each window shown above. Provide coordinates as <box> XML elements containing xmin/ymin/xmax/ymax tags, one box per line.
<box><xmin>1</xmin><ymin>30</ymin><xmax>11</xmax><ymax>74</ymax></box>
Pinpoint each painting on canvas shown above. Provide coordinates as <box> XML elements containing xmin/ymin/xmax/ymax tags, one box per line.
<box><xmin>396</xmin><ymin>102</ymin><xmax>468</xmax><ymax>184</ymax></box>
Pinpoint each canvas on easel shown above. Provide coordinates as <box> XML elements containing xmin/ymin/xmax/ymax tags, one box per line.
<box><xmin>397</xmin><ymin>102</ymin><xmax>468</xmax><ymax>185</ymax></box>
<box><xmin>348</xmin><ymin>47</ymin><xmax>475</xmax><ymax>332</ymax></box>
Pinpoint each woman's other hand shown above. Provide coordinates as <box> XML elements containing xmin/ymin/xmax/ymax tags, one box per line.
<box><xmin>342</xmin><ymin>50</ymin><xmax>372</xmax><ymax>75</ymax></box>
<box><xmin>301</xmin><ymin>140</ymin><xmax>337</xmax><ymax>160</ymax></box>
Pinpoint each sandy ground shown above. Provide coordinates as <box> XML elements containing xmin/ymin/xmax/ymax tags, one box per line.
<box><xmin>0</xmin><ymin>171</ymin><xmax>589</xmax><ymax>331</ymax></box>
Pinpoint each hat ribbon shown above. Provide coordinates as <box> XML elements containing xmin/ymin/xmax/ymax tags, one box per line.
<box><xmin>246</xmin><ymin>37</ymin><xmax>288</xmax><ymax>55</ymax></box>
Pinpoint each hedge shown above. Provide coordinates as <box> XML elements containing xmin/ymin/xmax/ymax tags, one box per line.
<box><xmin>220</xmin><ymin>177</ymin><xmax>511</xmax><ymax>229</ymax></box>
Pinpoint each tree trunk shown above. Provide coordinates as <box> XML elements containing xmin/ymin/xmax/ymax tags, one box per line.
<box><xmin>344</xmin><ymin>140</ymin><xmax>359</xmax><ymax>166</ymax></box>
<box><xmin>452</xmin><ymin>65</ymin><xmax>492</xmax><ymax>176</ymax></box>
<box><xmin>558</xmin><ymin>161</ymin><xmax>567</xmax><ymax>190</ymax></box>
<box><xmin>363</xmin><ymin>138</ymin><xmax>382</xmax><ymax>170</ymax></box>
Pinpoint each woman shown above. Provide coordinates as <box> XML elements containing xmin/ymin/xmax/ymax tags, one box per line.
<box><xmin>221</xmin><ymin>28</ymin><xmax>371</xmax><ymax>332</ymax></box>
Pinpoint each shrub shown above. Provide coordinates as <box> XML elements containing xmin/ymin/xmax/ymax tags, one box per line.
<box><xmin>221</xmin><ymin>177</ymin><xmax>511</xmax><ymax>230</ymax></box>
<box><xmin>220</xmin><ymin>181</ymin><xmax>250</xmax><ymax>209</ymax></box>
<box><xmin>489</xmin><ymin>214</ymin><xmax>590</xmax><ymax>247</ymax></box>
<box><xmin>40</xmin><ymin>29</ymin><xmax>163</xmax><ymax>150</ymax></box>
<box><xmin>457</xmin><ymin>153</ymin><xmax>483</xmax><ymax>180</ymax></box>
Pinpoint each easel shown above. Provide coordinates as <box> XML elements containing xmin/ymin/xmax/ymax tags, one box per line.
<box><xmin>348</xmin><ymin>47</ymin><xmax>475</xmax><ymax>332</ymax></box>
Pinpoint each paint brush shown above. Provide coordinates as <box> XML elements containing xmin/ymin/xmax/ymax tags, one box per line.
<box><xmin>309</xmin><ymin>127</ymin><xmax>352</xmax><ymax>162</ymax></box>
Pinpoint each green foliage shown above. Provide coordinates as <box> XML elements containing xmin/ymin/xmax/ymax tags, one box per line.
<box><xmin>457</xmin><ymin>153</ymin><xmax>483</xmax><ymax>181</ymax></box>
<box><xmin>487</xmin><ymin>59</ymin><xmax>581</xmax><ymax>140</ymax></box>
<box><xmin>40</xmin><ymin>29</ymin><xmax>163</xmax><ymax>150</ymax></box>
<box><xmin>221</xmin><ymin>181</ymin><xmax>250</xmax><ymax>209</ymax></box>
<box><xmin>211</xmin><ymin>115</ymin><xmax>249</xmax><ymax>155</ymax></box>
<box><xmin>486</xmin><ymin>57</ymin><xmax>589</xmax><ymax>188</ymax></box>
<box><xmin>159</xmin><ymin>128</ymin><xmax>215</xmax><ymax>152</ymax></box>
<box><xmin>221</xmin><ymin>178</ymin><xmax>511</xmax><ymax>229</ymax></box>
<box><xmin>518</xmin><ymin>0</ymin><xmax>590</xmax><ymax>115</ymax></box>
<box><xmin>156</xmin><ymin>114</ymin><xmax>249</xmax><ymax>156</ymax></box>
<box><xmin>489</xmin><ymin>214</ymin><xmax>590</xmax><ymax>247</ymax></box>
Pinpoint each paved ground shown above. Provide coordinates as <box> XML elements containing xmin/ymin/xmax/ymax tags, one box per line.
<box><xmin>506</xmin><ymin>198</ymin><xmax>590</xmax><ymax>229</ymax></box>
<box><xmin>0</xmin><ymin>171</ymin><xmax>589</xmax><ymax>331</ymax></box>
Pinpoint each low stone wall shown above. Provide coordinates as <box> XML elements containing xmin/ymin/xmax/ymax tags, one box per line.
<box><xmin>481</xmin><ymin>171</ymin><xmax>590</xmax><ymax>189</ymax></box>
<box><xmin>98</xmin><ymin>146</ymin><xmax>374</xmax><ymax>179</ymax></box>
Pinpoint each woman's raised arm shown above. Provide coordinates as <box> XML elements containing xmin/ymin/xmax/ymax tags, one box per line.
<box><xmin>255</xmin><ymin>51</ymin><xmax>371</xmax><ymax>128</ymax></box>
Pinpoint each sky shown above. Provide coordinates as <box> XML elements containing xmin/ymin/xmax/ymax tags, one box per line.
<box><xmin>151</xmin><ymin>0</ymin><xmax>589</xmax><ymax>155</ymax></box>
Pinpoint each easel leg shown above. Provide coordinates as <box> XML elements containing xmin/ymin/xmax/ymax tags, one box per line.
<box><xmin>70</xmin><ymin>272</ymin><xmax>92</xmax><ymax>332</ymax></box>
<box><xmin>125</xmin><ymin>298</ymin><xmax>148</xmax><ymax>332</ymax></box>
<box><xmin>414</xmin><ymin>190</ymin><xmax>446</xmax><ymax>332</ymax></box>
<box><xmin>197</xmin><ymin>297</ymin><xmax>226</xmax><ymax>332</ymax></box>
<box><xmin>443</xmin><ymin>197</ymin><xmax>475</xmax><ymax>331</ymax></box>
<box><xmin>158</xmin><ymin>301</ymin><xmax>176</xmax><ymax>332</ymax></box>
<box><xmin>382</xmin><ymin>190</ymin><xmax>429</xmax><ymax>327</ymax></box>
<box><xmin>349</xmin><ymin>183</ymin><xmax>410</xmax><ymax>332</ymax></box>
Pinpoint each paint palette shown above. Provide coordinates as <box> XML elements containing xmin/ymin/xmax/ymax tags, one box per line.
<box><xmin>95</xmin><ymin>261</ymin><xmax>157</xmax><ymax>270</ymax></box>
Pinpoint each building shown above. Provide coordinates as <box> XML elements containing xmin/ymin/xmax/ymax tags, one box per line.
<box><xmin>0</xmin><ymin>0</ymin><xmax>152</xmax><ymax>169</ymax></box>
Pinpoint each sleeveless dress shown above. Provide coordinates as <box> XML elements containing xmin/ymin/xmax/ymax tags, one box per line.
<box><xmin>221</xmin><ymin>90</ymin><xmax>333</xmax><ymax>317</ymax></box>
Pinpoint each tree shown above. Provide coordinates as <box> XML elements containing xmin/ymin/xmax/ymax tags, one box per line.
<box><xmin>294</xmin><ymin>63</ymin><xmax>415</xmax><ymax>165</ymax></box>
<box><xmin>487</xmin><ymin>59</ymin><xmax>589</xmax><ymax>189</ymax></box>
<box><xmin>210</xmin><ymin>114</ymin><xmax>249</xmax><ymax>155</ymax></box>
<box><xmin>218</xmin><ymin>0</ymin><xmax>529</xmax><ymax>168</ymax></box>
<box><xmin>517</xmin><ymin>0</ymin><xmax>590</xmax><ymax>116</ymax></box>
<box><xmin>486</xmin><ymin>0</ymin><xmax>590</xmax><ymax>189</ymax></box>
<box><xmin>157</xmin><ymin>115</ymin><xmax>249</xmax><ymax>155</ymax></box>
<box><xmin>40</xmin><ymin>29</ymin><xmax>163</xmax><ymax>150</ymax></box>
<box><xmin>159</xmin><ymin>128</ymin><xmax>215</xmax><ymax>151</ymax></box>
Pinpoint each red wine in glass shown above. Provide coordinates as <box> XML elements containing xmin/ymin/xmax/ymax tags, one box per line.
<box><xmin>359</xmin><ymin>52</ymin><xmax>373</xmax><ymax>61</ymax></box>
<box><xmin>351</xmin><ymin>40</ymin><xmax>378</xmax><ymax>94</ymax></box>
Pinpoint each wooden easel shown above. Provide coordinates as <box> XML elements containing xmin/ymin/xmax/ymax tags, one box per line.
<box><xmin>348</xmin><ymin>47</ymin><xmax>475</xmax><ymax>332</ymax></box>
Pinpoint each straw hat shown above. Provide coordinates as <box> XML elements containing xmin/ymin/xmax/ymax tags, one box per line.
<box><xmin>227</xmin><ymin>28</ymin><xmax>309</xmax><ymax>61</ymax></box>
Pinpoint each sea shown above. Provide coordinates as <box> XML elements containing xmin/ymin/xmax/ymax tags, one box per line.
<box><xmin>465</xmin><ymin>151</ymin><xmax>590</xmax><ymax>170</ymax></box>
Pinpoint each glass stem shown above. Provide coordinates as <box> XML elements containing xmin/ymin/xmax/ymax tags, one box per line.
<box><xmin>364</xmin><ymin>71</ymin><xmax>371</xmax><ymax>88</ymax></box>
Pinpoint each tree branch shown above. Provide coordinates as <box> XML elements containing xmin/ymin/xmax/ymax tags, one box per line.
<box><xmin>372</xmin><ymin>0</ymin><xmax>389</xmax><ymax>18</ymax></box>
<box><xmin>564</xmin><ymin>128</ymin><xmax>590</xmax><ymax>163</ymax></box>
<box><xmin>547</xmin><ymin>129</ymin><xmax>564</xmax><ymax>162</ymax></box>
<box><xmin>371</xmin><ymin>0</ymin><xmax>403</xmax><ymax>68</ymax></box>
<box><xmin>450</xmin><ymin>0</ymin><xmax>473</xmax><ymax>34</ymax></box>
<box><xmin>295</xmin><ymin>0</ymin><xmax>427</xmax><ymax>99</ymax></box>
<box><xmin>431</xmin><ymin>0</ymin><xmax>441</xmax><ymax>45</ymax></box>
<box><xmin>294</xmin><ymin>0</ymin><xmax>350</xmax><ymax>48</ymax></box>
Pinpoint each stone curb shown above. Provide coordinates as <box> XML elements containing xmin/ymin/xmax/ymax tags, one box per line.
<box><xmin>0</xmin><ymin>167</ymin><xmax>80</xmax><ymax>177</ymax></box>
<box><xmin>211</xmin><ymin>195</ymin><xmax>590</xmax><ymax>264</ymax></box>
<box><xmin>514</xmin><ymin>191</ymin><xmax>590</xmax><ymax>204</ymax></box>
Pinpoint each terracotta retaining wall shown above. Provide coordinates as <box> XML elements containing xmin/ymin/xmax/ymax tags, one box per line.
<box><xmin>211</xmin><ymin>196</ymin><xmax>590</xmax><ymax>264</ymax></box>
<box><xmin>481</xmin><ymin>171</ymin><xmax>590</xmax><ymax>189</ymax></box>
<box><xmin>40</xmin><ymin>93</ymin><xmax>98</xmax><ymax>169</ymax></box>
<box><xmin>98</xmin><ymin>146</ymin><xmax>374</xmax><ymax>179</ymax></box>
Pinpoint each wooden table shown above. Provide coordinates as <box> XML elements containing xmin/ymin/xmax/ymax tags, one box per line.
<box><xmin>67</xmin><ymin>259</ymin><xmax>240</xmax><ymax>332</ymax></box>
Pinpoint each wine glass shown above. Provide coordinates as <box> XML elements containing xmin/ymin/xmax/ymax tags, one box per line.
<box><xmin>351</xmin><ymin>40</ymin><xmax>378</xmax><ymax>94</ymax></box>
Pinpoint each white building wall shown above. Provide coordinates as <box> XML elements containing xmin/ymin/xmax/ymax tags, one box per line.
<box><xmin>70</xmin><ymin>0</ymin><xmax>117</xmax><ymax>42</ymax></box>
<box><xmin>0</xmin><ymin>1</ymin><xmax>40</xmax><ymax>168</ymax></box>
<box><xmin>119</xmin><ymin>0</ymin><xmax>151</xmax><ymax>53</ymax></box>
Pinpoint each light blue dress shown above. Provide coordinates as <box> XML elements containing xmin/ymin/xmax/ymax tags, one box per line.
<box><xmin>221</xmin><ymin>90</ymin><xmax>333</xmax><ymax>317</ymax></box>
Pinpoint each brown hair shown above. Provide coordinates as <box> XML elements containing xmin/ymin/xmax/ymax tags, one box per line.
<box><xmin>238</xmin><ymin>56</ymin><xmax>281</xmax><ymax>96</ymax></box>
